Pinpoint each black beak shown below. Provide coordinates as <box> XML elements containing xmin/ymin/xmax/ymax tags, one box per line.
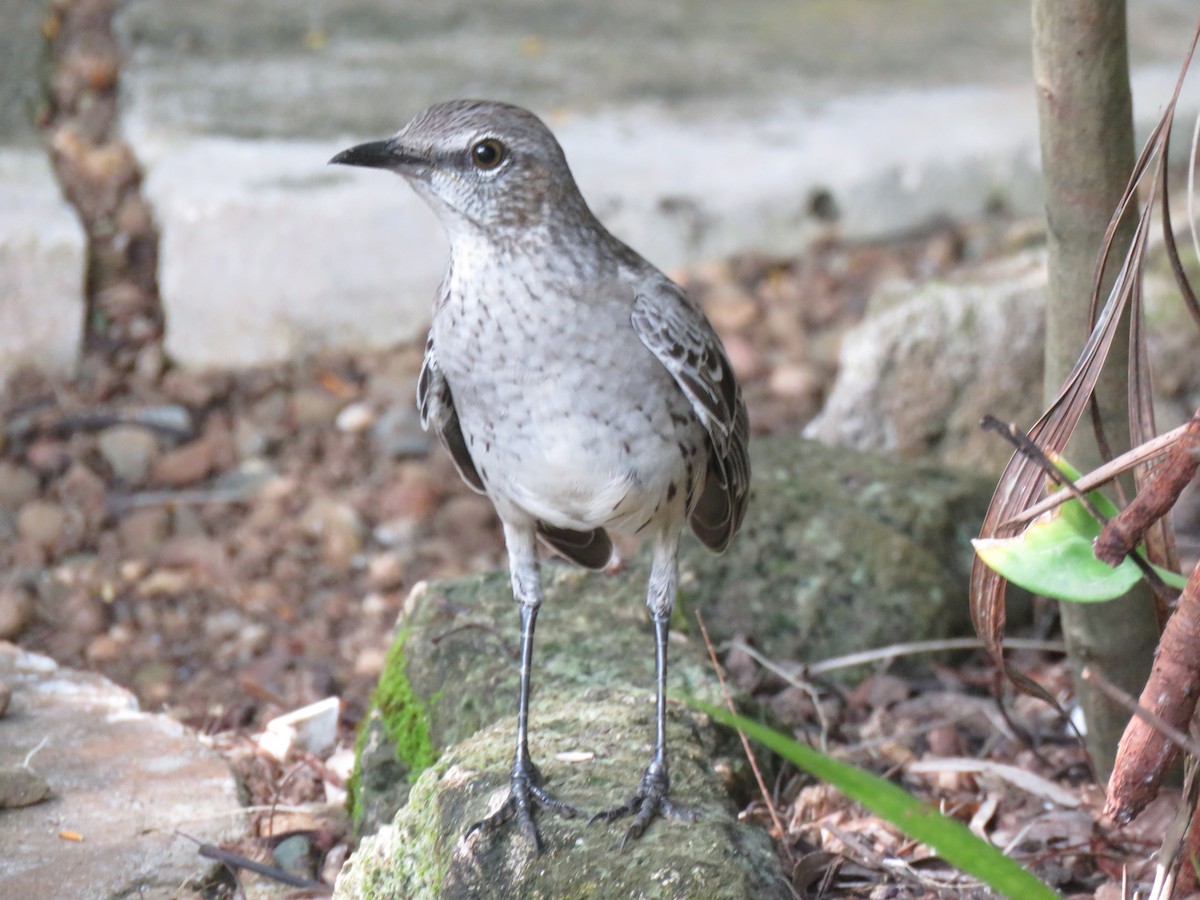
<box><xmin>329</xmin><ymin>139</ymin><xmax>424</xmax><ymax>170</ymax></box>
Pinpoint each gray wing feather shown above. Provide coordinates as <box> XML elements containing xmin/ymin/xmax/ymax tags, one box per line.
<box><xmin>632</xmin><ymin>284</ymin><xmax>750</xmax><ymax>551</ymax></box>
<box><xmin>417</xmin><ymin>334</ymin><xmax>485</xmax><ymax>494</ymax></box>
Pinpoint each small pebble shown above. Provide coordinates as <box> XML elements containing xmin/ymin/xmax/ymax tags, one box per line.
<box><xmin>768</xmin><ymin>363</ymin><xmax>821</xmax><ymax>400</ymax></box>
<box><xmin>85</xmin><ymin>633</ymin><xmax>125</xmax><ymax>664</ymax></box>
<box><xmin>353</xmin><ymin>647</ymin><xmax>386</xmax><ymax>677</ymax></box>
<box><xmin>232</xmin><ymin>623</ymin><xmax>270</xmax><ymax>660</ymax></box>
<box><xmin>249</xmin><ymin>389</ymin><xmax>289</xmax><ymax>431</ymax></box>
<box><xmin>233</xmin><ymin>416</ymin><xmax>268</xmax><ymax>459</ymax></box>
<box><xmin>204</xmin><ymin>609</ymin><xmax>245</xmax><ymax>640</ymax></box>
<box><xmin>272</xmin><ymin>833</ymin><xmax>314</xmax><ymax>880</ymax></box>
<box><xmin>290</xmin><ymin>387</ymin><xmax>342</xmax><ymax>428</ymax></box>
<box><xmin>0</xmin><ymin>462</ymin><xmax>39</xmax><ymax>510</ymax></box>
<box><xmin>360</xmin><ymin>592</ymin><xmax>388</xmax><ymax>616</ymax></box>
<box><xmin>17</xmin><ymin>500</ymin><xmax>68</xmax><ymax>549</ymax></box>
<box><xmin>721</xmin><ymin>333</ymin><xmax>762</xmax><ymax>381</ymax></box>
<box><xmin>170</xmin><ymin>506</ymin><xmax>208</xmax><ymax>538</ymax></box>
<box><xmin>151</xmin><ymin>437</ymin><xmax>218</xmax><ymax>486</ymax></box>
<box><xmin>117</xmin><ymin>507</ymin><xmax>170</xmax><ymax>557</ymax></box>
<box><xmin>371</xmin><ymin>403</ymin><xmax>430</xmax><ymax>458</ymax></box>
<box><xmin>24</xmin><ymin>439</ymin><xmax>70</xmax><ymax>474</ymax></box>
<box><xmin>704</xmin><ymin>283</ymin><xmax>759</xmax><ymax>332</ymax></box>
<box><xmin>366</xmin><ymin>551</ymin><xmax>405</xmax><ymax>588</ymax></box>
<box><xmin>161</xmin><ymin>368</ymin><xmax>230</xmax><ymax>407</ymax></box>
<box><xmin>321</xmin><ymin>843</ymin><xmax>351</xmax><ymax>885</ymax></box>
<box><xmin>301</xmin><ymin>498</ymin><xmax>365</xmax><ymax>569</ymax></box>
<box><xmin>0</xmin><ymin>587</ymin><xmax>36</xmax><ymax>640</ymax></box>
<box><xmin>372</xmin><ymin>516</ymin><xmax>418</xmax><ymax>549</ymax></box>
<box><xmin>211</xmin><ymin>458</ymin><xmax>277</xmax><ymax>496</ymax></box>
<box><xmin>0</xmin><ymin>766</ymin><xmax>51</xmax><ymax>809</ymax></box>
<box><xmin>130</xmin><ymin>403</ymin><xmax>193</xmax><ymax>437</ymax></box>
<box><xmin>240</xmin><ymin>580</ymin><xmax>284</xmax><ymax>615</ymax></box>
<box><xmin>132</xmin><ymin>661</ymin><xmax>174</xmax><ymax>705</ymax></box>
<box><xmin>376</xmin><ymin>473</ymin><xmax>441</xmax><ymax>521</ymax></box>
<box><xmin>335</xmin><ymin>401</ymin><xmax>376</xmax><ymax>433</ymax></box>
<box><xmin>97</xmin><ymin>425</ymin><xmax>160</xmax><ymax>485</ymax></box>
<box><xmin>58</xmin><ymin>463</ymin><xmax>107</xmax><ymax>524</ymax></box>
<box><xmin>136</xmin><ymin>569</ymin><xmax>194</xmax><ymax>597</ymax></box>
<box><xmin>133</xmin><ymin>343</ymin><xmax>166</xmax><ymax>383</ymax></box>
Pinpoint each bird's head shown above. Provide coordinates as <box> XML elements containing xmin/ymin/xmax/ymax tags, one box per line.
<box><xmin>330</xmin><ymin>99</ymin><xmax>590</xmax><ymax>241</ymax></box>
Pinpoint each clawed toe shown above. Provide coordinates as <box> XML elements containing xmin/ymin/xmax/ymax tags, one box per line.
<box><xmin>590</xmin><ymin>761</ymin><xmax>697</xmax><ymax>847</ymax></box>
<box><xmin>466</xmin><ymin>760</ymin><xmax>583</xmax><ymax>853</ymax></box>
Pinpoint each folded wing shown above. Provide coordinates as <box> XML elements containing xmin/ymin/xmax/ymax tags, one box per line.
<box><xmin>631</xmin><ymin>282</ymin><xmax>750</xmax><ymax>551</ymax></box>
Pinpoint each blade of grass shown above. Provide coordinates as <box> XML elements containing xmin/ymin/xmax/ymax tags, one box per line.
<box><xmin>693</xmin><ymin>700</ymin><xmax>1061</xmax><ymax>900</ymax></box>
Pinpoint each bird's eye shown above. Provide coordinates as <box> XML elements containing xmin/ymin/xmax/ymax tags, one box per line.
<box><xmin>470</xmin><ymin>138</ymin><xmax>506</xmax><ymax>170</ymax></box>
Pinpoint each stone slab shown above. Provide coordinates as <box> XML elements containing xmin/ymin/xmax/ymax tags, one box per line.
<box><xmin>0</xmin><ymin>642</ymin><xmax>246</xmax><ymax>900</ymax></box>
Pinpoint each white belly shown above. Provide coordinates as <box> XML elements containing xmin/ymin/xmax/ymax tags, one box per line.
<box><xmin>469</xmin><ymin>399</ymin><xmax>700</xmax><ymax>534</ymax></box>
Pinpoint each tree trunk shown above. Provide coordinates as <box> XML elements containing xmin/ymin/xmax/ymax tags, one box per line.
<box><xmin>38</xmin><ymin>0</ymin><xmax>166</xmax><ymax>389</ymax></box>
<box><xmin>1032</xmin><ymin>0</ymin><xmax>1159</xmax><ymax>779</ymax></box>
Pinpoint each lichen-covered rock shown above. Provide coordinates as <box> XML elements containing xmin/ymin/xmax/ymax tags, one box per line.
<box><xmin>348</xmin><ymin>566</ymin><xmax>739</xmax><ymax>835</ymax></box>
<box><xmin>336</xmin><ymin>701</ymin><xmax>790</xmax><ymax>899</ymax></box>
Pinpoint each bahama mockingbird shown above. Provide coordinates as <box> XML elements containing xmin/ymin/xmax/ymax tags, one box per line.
<box><xmin>331</xmin><ymin>99</ymin><xmax>749</xmax><ymax>851</ymax></box>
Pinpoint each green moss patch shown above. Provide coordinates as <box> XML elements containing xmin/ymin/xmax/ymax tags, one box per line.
<box><xmin>348</xmin><ymin>628</ymin><xmax>439</xmax><ymax>829</ymax></box>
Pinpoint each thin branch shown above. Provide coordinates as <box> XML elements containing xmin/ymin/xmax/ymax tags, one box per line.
<box><xmin>1006</xmin><ymin>422</ymin><xmax>1193</xmax><ymax>524</ymax></box>
<box><xmin>694</xmin><ymin>611</ymin><xmax>788</xmax><ymax>847</ymax></box>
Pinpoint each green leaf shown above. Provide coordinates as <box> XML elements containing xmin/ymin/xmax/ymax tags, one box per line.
<box><xmin>693</xmin><ymin>701</ymin><xmax>1060</xmax><ymax>900</ymax></box>
<box><xmin>973</xmin><ymin>517</ymin><xmax>1138</xmax><ymax>602</ymax></box>
<box><xmin>972</xmin><ymin>458</ymin><xmax>1188</xmax><ymax>602</ymax></box>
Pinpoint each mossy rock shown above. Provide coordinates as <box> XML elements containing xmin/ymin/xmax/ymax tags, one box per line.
<box><xmin>349</xmin><ymin>564</ymin><xmax>741</xmax><ymax>835</ymax></box>
<box><xmin>335</xmin><ymin>700</ymin><xmax>790</xmax><ymax>899</ymax></box>
<box><xmin>680</xmin><ymin>435</ymin><xmax>1001</xmax><ymax>665</ymax></box>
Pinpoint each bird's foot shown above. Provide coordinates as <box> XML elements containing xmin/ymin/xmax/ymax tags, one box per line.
<box><xmin>590</xmin><ymin>759</ymin><xmax>697</xmax><ymax>847</ymax></box>
<box><xmin>465</xmin><ymin>758</ymin><xmax>583</xmax><ymax>854</ymax></box>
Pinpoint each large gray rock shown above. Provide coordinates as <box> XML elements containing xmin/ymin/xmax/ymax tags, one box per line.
<box><xmin>0</xmin><ymin>642</ymin><xmax>246</xmax><ymax>899</ymax></box>
<box><xmin>682</xmin><ymin>435</ymin><xmax>995</xmax><ymax>660</ymax></box>
<box><xmin>348</xmin><ymin>567</ymin><xmax>745</xmax><ymax>838</ymax></box>
<box><xmin>805</xmin><ymin>251</ymin><xmax>1048</xmax><ymax>472</ymax></box>
<box><xmin>806</xmin><ymin>245</ymin><xmax>1200</xmax><ymax>472</ymax></box>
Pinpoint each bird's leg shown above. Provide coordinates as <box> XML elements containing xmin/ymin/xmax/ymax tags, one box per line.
<box><xmin>592</xmin><ymin>532</ymin><xmax>697</xmax><ymax>846</ymax></box>
<box><xmin>465</xmin><ymin>523</ymin><xmax>582</xmax><ymax>852</ymax></box>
